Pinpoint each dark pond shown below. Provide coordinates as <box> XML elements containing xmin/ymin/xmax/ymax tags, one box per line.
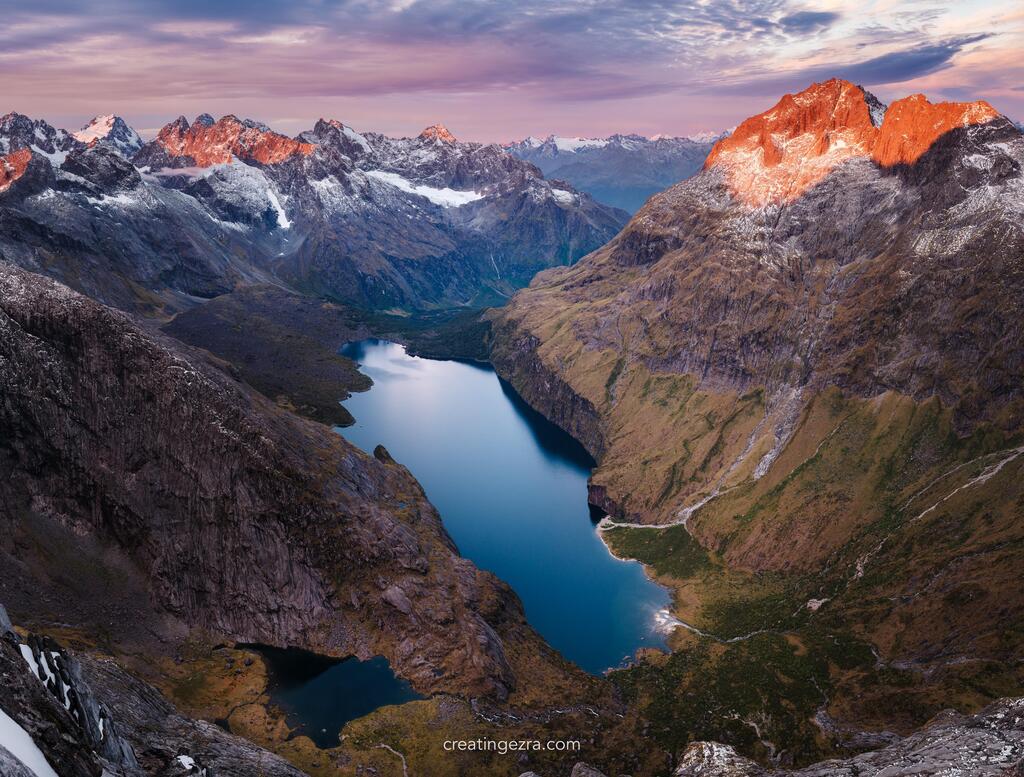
<box><xmin>254</xmin><ymin>646</ymin><xmax>423</xmax><ymax>748</ymax></box>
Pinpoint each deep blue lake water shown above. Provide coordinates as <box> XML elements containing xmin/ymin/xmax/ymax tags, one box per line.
<box><xmin>338</xmin><ymin>339</ymin><xmax>669</xmax><ymax>674</ymax></box>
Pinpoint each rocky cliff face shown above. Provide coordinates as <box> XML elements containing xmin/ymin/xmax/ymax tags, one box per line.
<box><xmin>491</xmin><ymin>79</ymin><xmax>1024</xmax><ymax>764</ymax></box>
<box><xmin>0</xmin><ymin>262</ymin><xmax>528</xmax><ymax>701</ymax></box>
<box><xmin>0</xmin><ymin>111</ymin><xmax>627</xmax><ymax>315</ymax></box>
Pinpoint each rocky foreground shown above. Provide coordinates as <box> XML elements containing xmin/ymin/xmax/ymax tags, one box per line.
<box><xmin>0</xmin><ymin>604</ymin><xmax>305</xmax><ymax>776</ymax></box>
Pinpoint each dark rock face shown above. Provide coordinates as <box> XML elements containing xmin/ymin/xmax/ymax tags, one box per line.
<box><xmin>674</xmin><ymin>697</ymin><xmax>1024</xmax><ymax>776</ymax></box>
<box><xmin>0</xmin><ymin>620</ymin><xmax>307</xmax><ymax>777</ymax></box>
<box><xmin>1</xmin><ymin>112</ymin><xmax>628</xmax><ymax>315</ymax></box>
<box><xmin>507</xmin><ymin>133</ymin><xmax>724</xmax><ymax>213</ymax></box>
<box><xmin>60</xmin><ymin>145</ymin><xmax>142</xmax><ymax>192</ymax></box>
<box><xmin>0</xmin><ymin>263</ymin><xmax>521</xmax><ymax>700</ymax></box>
<box><xmin>489</xmin><ymin>330</ymin><xmax>606</xmax><ymax>460</ymax></box>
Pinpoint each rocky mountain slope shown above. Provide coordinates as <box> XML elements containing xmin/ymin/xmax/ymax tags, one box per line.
<box><xmin>0</xmin><ymin>260</ymin><xmax>653</xmax><ymax>776</ymax></box>
<box><xmin>0</xmin><ymin>260</ymin><xmax>553</xmax><ymax>703</ymax></box>
<box><xmin>0</xmin><ymin>111</ymin><xmax>627</xmax><ymax>314</ymax></box>
<box><xmin>507</xmin><ymin>133</ymin><xmax>724</xmax><ymax>213</ymax></box>
<box><xmin>491</xmin><ymin>78</ymin><xmax>1024</xmax><ymax>763</ymax></box>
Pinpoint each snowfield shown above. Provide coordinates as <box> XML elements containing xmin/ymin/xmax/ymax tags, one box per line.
<box><xmin>366</xmin><ymin>169</ymin><xmax>484</xmax><ymax>207</ymax></box>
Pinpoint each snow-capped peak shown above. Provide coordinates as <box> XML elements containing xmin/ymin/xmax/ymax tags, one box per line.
<box><xmin>72</xmin><ymin>115</ymin><xmax>117</xmax><ymax>143</ymax></box>
<box><xmin>684</xmin><ymin>130</ymin><xmax>725</xmax><ymax>143</ymax></box>
<box><xmin>552</xmin><ymin>136</ymin><xmax>608</xmax><ymax>152</ymax></box>
<box><xmin>73</xmin><ymin>115</ymin><xmax>143</xmax><ymax>157</ymax></box>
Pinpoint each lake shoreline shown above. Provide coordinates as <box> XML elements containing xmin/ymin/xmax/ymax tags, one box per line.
<box><xmin>338</xmin><ymin>339</ymin><xmax>671</xmax><ymax>675</ymax></box>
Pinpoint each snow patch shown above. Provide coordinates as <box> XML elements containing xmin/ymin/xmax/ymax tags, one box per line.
<box><xmin>964</xmin><ymin>152</ymin><xmax>994</xmax><ymax>170</ymax></box>
<box><xmin>550</xmin><ymin>188</ymin><xmax>576</xmax><ymax>206</ymax></box>
<box><xmin>0</xmin><ymin>707</ymin><xmax>60</xmax><ymax>777</ymax></box>
<box><xmin>88</xmin><ymin>191</ymin><xmax>142</xmax><ymax>208</ymax></box>
<box><xmin>342</xmin><ymin>125</ymin><xmax>371</xmax><ymax>153</ymax></box>
<box><xmin>365</xmin><ymin>170</ymin><xmax>483</xmax><ymax>207</ymax></box>
<box><xmin>265</xmin><ymin>188</ymin><xmax>291</xmax><ymax>229</ymax></box>
<box><xmin>18</xmin><ymin>644</ymin><xmax>39</xmax><ymax>678</ymax></box>
<box><xmin>29</xmin><ymin>145</ymin><xmax>68</xmax><ymax>167</ymax></box>
<box><xmin>72</xmin><ymin>115</ymin><xmax>116</xmax><ymax>144</ymax></box>
<box><xmin>869</xmin><ymin>101</ymin><xmax>886</xmax><ymax>128</ymax></box>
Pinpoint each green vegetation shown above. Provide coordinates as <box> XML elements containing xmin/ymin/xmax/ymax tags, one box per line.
<box><xmin>615</xmin><ymin>633</ymin><xmax>833</xmax><ymax>765</ymax></box>
<box><xmin>604</xmin><ymin>525</ymin><xmax>711</xmax><ymax>580</ymax></box>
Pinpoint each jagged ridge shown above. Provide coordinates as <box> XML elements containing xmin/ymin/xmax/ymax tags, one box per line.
<box><xmin>704</xmin><ymin>78</ymin><xmax>1000</xmax><ymax>206</ymax></box>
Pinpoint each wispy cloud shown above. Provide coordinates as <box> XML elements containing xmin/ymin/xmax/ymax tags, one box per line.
<box><xmin>1</xmin><ymin>0</ymin><xmax>1021</xmax><ymax>140</ymax></box>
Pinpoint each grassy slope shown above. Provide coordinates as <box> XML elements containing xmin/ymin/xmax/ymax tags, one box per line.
<box><xmin>599</xmin><ymin>386</ymin><xmax>1024</xmax><ymax>765</ymax></box>
<box><xmin>491</xmin><ymin>279</ymin><xmax>1024</xmax><ymax>766</ymax></box>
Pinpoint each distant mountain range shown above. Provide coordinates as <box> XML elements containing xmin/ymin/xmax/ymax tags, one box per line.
<box><xmin>0</xmin><ymin>112</ymin><xmax>627</xmax><ymax>313</ymax></box>
<box><xmin>507</xmin><ymin>132</ymin><xmax>727</xmax><ymax>212</ymax></box>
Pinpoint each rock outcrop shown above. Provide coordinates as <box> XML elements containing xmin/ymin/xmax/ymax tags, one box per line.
<box><xmin>674</xmin><ymin>697</ymin><xmax>1024</xmax><ymax>776</ymax></box>
<box><xmin>137</xmin><ymin>114</ymin><xmax>316</xmax><ymax>168</ymax></box>
<box><xmin>0</xmin><ymin>613</ymin><xmax>308</xmax><ymax>776</ymax></box>
<box><xmin>419</xmin><ymin>124</ymin><xmax>458</xmax><ymax>143</ymax></box>
<box><xmin>0</xmin><ymin>147</ymin><xmax>32</xmax><ymax>191</ymax></box>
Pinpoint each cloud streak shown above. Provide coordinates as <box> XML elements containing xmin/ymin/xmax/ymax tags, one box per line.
<box><xmin>1</xmin><ymin>0</ymin><xmax>1021</xmax><ymax>140</ymax></box>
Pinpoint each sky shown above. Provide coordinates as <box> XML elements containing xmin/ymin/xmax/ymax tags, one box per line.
<box><xmin>1</xmin><ymin>0</ymin><xmax>1022</xmax><ymax>142</ymax></box>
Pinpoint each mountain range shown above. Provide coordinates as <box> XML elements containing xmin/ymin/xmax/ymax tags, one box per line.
<box><xmin>0</xmin><ymin>111</ymin><xmax>627</xmax><ymax>313</ymax></box>
<box><xmin>1</xmin><ymin>77</ymin><xmax>1023</xmax><ymax>777</ymax></box>
<box><xmin>507</xmin><ymin>132</ymin><xmax>727</xmax><ymax>213</ymax></box>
